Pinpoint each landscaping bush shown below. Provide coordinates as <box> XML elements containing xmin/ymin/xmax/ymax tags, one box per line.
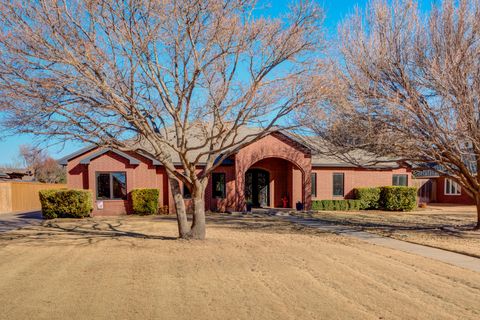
<box><xmin>311</xmin><ymin>199</ymin><xmax>362</xmax><ymax>211</ymax></box>
<box><xmin>39</xmin><ymin>189</ymin><xmax>93</xmax><ymax>219</ymax></box>
<box><xmin>312</xmin><ymin>187</ymin><xmax>415</xmax><ymax>212</ymax></box>
<box><xmin>354</xmin><ymin>187</ymin><xmax>381</xmax><ymax>209</ymax></box>
<box><xmin>321</xmin><ymin>200</ymin><xmax>334</xmax><ymax>211</ymax></box>
<box><xmin>311</xmin><ymin>200</ymin><xmax>324</xmax><ymax>211</ymax></box>
<box><xmin>335</xmin><ymin>200</ymin><xmax>348</xmax><ymax>211</ymax></box>
<box><xmin>347</xmin><ymin>200</ymin><xmax>362</xmax><ymax>211</ymax></box>
<box><xmin>380</xmin><ymin>186</ymin><xmax>417</xmax><ymax>211</ymax></box>
<box><xmin>131</xmin><ymin>188</ymin><xmax>159</xmax><ymax>215</ymax></box>
<box><xmin>331</xmin><ymin>200</ymin><xmax>340</xmax><ymax>211</ymax></box>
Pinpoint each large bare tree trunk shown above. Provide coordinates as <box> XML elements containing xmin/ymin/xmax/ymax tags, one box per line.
<box><xmin>168</xmin><ymin>175</ymin><xmax>190</xmax><ymax>238</ymax></box>
<box><xmin>475</xmin><ymin>195</ymin><xmax>480</xmax><ymax>230</ymax></box>
<box><xmin>189</xmin><ymin>196</ymin><xmax>206</xmax><ymax>240</ymax></box>
<box><xmin>187</xmin><ymin>182</ymin><xmax>207</xmax><ymax>240</ymax></box>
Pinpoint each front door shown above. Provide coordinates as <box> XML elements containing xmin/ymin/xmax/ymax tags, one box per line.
<box><xmin>245</xmin><ymin>169</ymin><xmax>270</xmax><ymax>207</ymax></box>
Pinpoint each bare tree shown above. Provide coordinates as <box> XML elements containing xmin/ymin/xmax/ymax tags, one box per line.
<box><xmin>19</xmin><ymin>145</ymin><xmax>66</xmax><ymax>183</ymax></box>
<box><xmin>36</xmin><ymin>157</ymin><xmax>67</xmax><ymax>183</ymax></box>
<box><xmin>307</xmin><ymin>0</ymin><xmax>480</xmax><ymax>228</ymax></box>
<box><xmin>0</xmin><ymin>0</ymin><xmax>324</xmax><ymax>239</ymax></box>
<box><xmin>19</xmin><ymin>145</ymin><xmax>46</xmax><ymax>173</ymax></box>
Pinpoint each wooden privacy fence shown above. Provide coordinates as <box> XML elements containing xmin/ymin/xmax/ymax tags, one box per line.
<box><xmin>0</xmin><ymin>181</ymin><xmax>67</xmax><ymax>214</ymax></box>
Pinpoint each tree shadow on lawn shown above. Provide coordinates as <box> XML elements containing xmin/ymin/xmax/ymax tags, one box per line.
<box><xmin>0</xmin><ymin>217</ymin><xmax>178</xmax><ymax>247</ymax></box>
<box><xmin>0</xmin><ymin>213</ymin><xmax>334</xmax><ymax>247</ymax></box>
<box><xmin>205</xmin><ymin>214</ymin><xmax>332</xmax><ymax>236</ymax></box>
<box><xmin>303</xmin><ymin>212</ymin><xmax>480</xmax><ymax>240</ymax></box>
<box><xmin>146</xmin><ymin>213</ymin><xmax>328</xmax><ymax>235</ymax></box>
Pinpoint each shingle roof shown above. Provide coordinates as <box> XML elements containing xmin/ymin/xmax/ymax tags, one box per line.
<box><xmin>125</xmin><ymin>126</ymin><xmax>268</xmax><ymax>164</ymax></box>
<box><xmin>58</xmin><ymin>145</ymin><xmax>97</xmax><ymax>165</ymax></box>
<box><xmin>413</xmin><ymin>161</ymin><xmax>477</xmax><ymax>178</ymax></box>
<box><xmin>289</xmin><ymin>133</ymin><xmax>402</xmax><ymax>169</ymax></box>
<box><xmin>58</xmin><ymin>127</ymin><xmax>404</xmax><ymax>169</ymax></box>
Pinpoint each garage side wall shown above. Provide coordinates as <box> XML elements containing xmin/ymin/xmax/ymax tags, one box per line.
<box><xmin>312</xmin><ymin>167</ymin><xmax>412</xmax><ymax>200</ymax></box>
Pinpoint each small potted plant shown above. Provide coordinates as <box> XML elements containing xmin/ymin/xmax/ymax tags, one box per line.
<box><xmin>296</xmin><ymin>201</ymin><xmax>304</xmax><ymax>211</ymax></box>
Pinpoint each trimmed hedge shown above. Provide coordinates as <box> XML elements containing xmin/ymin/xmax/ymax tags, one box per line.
<box><xmin>131</xmin><ymin>188</ymin><xmax>159</xmax><ymax>215</ymax></box>
<box><xmin>354</xmin><ymin>187</ymin><xmax>381</xmax><ymax>210</ymax></box>
<box><xmin>380</xmin><ymin>186</ymin><xmax>417</xmax><ymax>211</ymax></box>
<box><xmin>312</xmin><ymin>199</ymin><xmax>362</xmax><ymax>211</ymax></box>
<box><xmin>347</xmin><ymin>199</ymin><xmax>362</xmax><ymax>211</ymax></box>
<box><xmin>39</xmin><ymin>189</ymin><xmax>93</xmax><ymax>219</ymax></box>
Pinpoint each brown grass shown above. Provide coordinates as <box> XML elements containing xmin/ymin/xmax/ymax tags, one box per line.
<box><xmin>0</xmin><ymin>214</ymin><xmax>480</xmax><ymax>319</ymax></box>
<box><xmin>302</xmin><ymin>204</ymin><xmax>480</xmax><ymax>257</ymax></box>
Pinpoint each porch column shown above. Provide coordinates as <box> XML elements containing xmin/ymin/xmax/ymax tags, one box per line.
<box><xmin>303</xmin><ymin>165</ymin><xmax>312</xmax><ymax>210</ymax></box>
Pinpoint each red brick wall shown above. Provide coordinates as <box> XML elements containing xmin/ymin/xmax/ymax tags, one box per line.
<box><xmin>234</xmin><ymin>133</ymin><xmax>312</xmax><ymax>210</ymax></box>
<box><xmin>436</xmin><ymin>177</ymin><xmax>474</xmax><ymax>204</ymax></box>
<box><xmin>311</xmin><ymin>167</ymin><xmax>412</xmax><ymax>200</ymax></box>
<box><xmin>67</xmin><ymin>149</ymin><xmax>167</xmax><ymax>216</ymax></box>
<box><xmin>66</xmin><ymin>135</ymin><xmax>417</xmax><ymax>215</ymax></box>
<box><xmin>205</xmin><ymin>165</ymin><xmax>237</xmax><ymax>212</ymax></box>
<box><xmin>292</xmin><ymin>165</ymin><xmax>303</xmax><ymax>207</ymax></box>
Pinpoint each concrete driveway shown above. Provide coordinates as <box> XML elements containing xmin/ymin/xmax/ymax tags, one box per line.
<box><xmin>0</xmin><ymin>211</ymin><xmax>43</xmax><ymax>233</ymax></box>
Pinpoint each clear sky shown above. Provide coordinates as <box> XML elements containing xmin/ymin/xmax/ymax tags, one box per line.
<box><xmin>0</xmin><ymin>0</ymin><xmax>434</xmax><ymax>165</ymax></box>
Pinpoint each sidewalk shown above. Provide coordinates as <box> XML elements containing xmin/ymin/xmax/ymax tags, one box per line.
<box><xmin>285</xmin><ymin>216</ymin><xmax>480</xmax><ymax>273</ymax></box>
<box><xmin>0</xmin><ymin>211</ymin><xmax>43</xmax><ymax>233</ymax></box>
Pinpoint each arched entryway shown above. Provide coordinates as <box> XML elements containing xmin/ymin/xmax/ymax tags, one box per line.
<box><xmin>234</xmin><ymin>132</ymin><xmax>312</xmax><ymax>211</ymax></box>
<box><xmin>245</xmin><ymin>169</ymin><xmax>270</xmax><ymax>207</ymax></box>
<box><xmin>240</xmin><ymin>157</ymin><xmax>307</xmax><ymax>209</ymax></box>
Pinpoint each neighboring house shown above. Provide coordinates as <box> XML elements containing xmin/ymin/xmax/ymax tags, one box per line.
<box><xmin>59</xmin><ymin>129</ymin><xmax>413</xmax><ymax>216</ymax></box>
<box><xmin>0</xmin><ymin>168</ymin><xmax>34</xmax><ymax>181</ymax></box>
<box><xmin>413</xmin><ymin>169</ymin><xmax>475</xmax><ymax>205</ymax></box>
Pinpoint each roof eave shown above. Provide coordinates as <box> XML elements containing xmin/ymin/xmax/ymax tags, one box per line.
<box><xmin>57</xmin><ymin>145</ymin><xmax>97</xmax><ymax>165</ymax></box>
<box><xmin>79</xmin><ymin>148</ymin><xmax>141</xmax><ymax>165</ymax></box>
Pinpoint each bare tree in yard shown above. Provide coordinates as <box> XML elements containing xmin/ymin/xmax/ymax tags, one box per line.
<box><xmin>36</xmin><ymin>157</ymin><xmax>67</xmax><ymax>183</ymax></box>
<box><xmin>19</xmin><ymin>145</ymin><xmax>66</xmax><ymax>183</ymax></box>
<box><xmin>306</xmin><ymin>0</ymin><xmax>480</xmax><ymax>228</ymax></box>
<box><xmin>0</xmin><ymin>0</ymin><xmax>324</xmax><ymax>239</ymax></box>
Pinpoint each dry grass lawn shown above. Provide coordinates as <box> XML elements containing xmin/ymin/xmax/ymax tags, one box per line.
<box><xmin>303</xmin><ymin>204</ymin><xmax>480</xmax><ymax>258</ymax></box>
<box><xmin>1</xmin><ymin>214</ymin><xmax>480</xmax><ymax>320</ymax></box>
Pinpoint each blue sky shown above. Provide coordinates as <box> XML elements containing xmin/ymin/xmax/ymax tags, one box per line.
<box><xmin>0</xmin><ymin>0</ymin><xmax>434</xmax><ymax>165</ymax></box>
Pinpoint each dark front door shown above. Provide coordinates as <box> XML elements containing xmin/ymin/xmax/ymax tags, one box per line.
<box><xmin>418</xmin><ymin>179</ymin><xmax>436</xmax><ymax>203</ymax></box>
<box><xmin>245</xmin><ymin>169</ymin><xmax>270</xmax><ymax>207</ymax></box>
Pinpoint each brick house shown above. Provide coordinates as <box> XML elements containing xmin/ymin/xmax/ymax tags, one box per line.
<box><xmin>60</xmin><ymin>130</ymin><xmax>414</xmax><ymax>216</ymax></box>
<box><xmin>414</xmin><ymin>169</ymin><xmax>475</xmax><ymax>205</ymax></box>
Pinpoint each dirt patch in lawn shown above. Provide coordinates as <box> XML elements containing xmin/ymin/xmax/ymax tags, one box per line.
<box><xmin>0</xmin><ymin>215</ymin><xmax>480</xmax><ymax>320</ymax></box>
<box><xmin>302</xmin><ymin>205</ymin><xmax>480</xmax><ymax>257</ymax></box>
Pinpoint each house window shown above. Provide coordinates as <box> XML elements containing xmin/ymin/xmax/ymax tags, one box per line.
<box><xmin>212</xmin><ymin>173</ymin><xmax>226</xmax><ymax>198</ymax></box>
<box><xmin>445</xmin><ymin>178</ymin><xmax>461</xmax><ymax>195</ymax></box>
<box><xmin>183</xmin><ymin>184</ymin><xmax>192</xmax><ymax>199</ymax></box>
<box><xmin>333</xmin><ymin>173</ymin><xmax>344</xmax><ymax>197</ymax></box>
<box><xmin>96</xmin><ymin>172</ymin><xmax>127</xmax><ymax>200</ymax></box>
<box><xmin>393</xmin><ymin>174</ymin><xmax>408</xmax><ymax>186</ymax></box>
<box><xmin>311</xmin><ymin>173</ymin><xmax>317</xmax><ymax>197</ymax></box>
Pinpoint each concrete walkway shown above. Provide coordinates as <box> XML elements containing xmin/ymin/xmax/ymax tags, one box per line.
<box><xmin>285</xmin><ymin>216</ymin><xmax>480</xmax><ymax>273</ymax></box>
<box><xmin>0</xmin><ymin>211</ymin><xmax>43</xmax><ymax>233</ymax></box>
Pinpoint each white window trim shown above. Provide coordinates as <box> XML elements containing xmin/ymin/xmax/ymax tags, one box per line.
<box><xmin>444</xmin><ymin>178</ymin><xmax>461</xmax><ymax>196</ymax></box>
<box><xmin>392</xmin><ymin>174</ymin><xmax>408</xmax><ymax>186</ymax></box>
